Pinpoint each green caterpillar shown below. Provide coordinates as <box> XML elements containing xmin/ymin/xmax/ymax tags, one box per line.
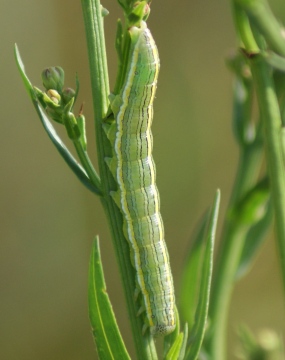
<box><xmin>104</xmin><ymin>21</ymin><xmax>175</xmax><ymax>336</ymax></box>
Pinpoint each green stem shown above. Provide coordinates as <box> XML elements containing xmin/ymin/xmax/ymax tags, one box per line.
<box><xmin>81</xmin><ymin>0</ymin><xmax>157</xmax><ymax>358</ymax></box>
<box><xmin>209</xmin><ymin>225</ymin><xmax>249</xmax><ymax>359</ymax></box>
<box><xmin>250</xmin><ymin>55</ymin><xmax>285</xmax><ymax>291</ymax></box>
<box><xmin>236</xmin><ymin>0</ymin><xmax>285</xmax><ymax>56</ymax></box>
<box><xmin>73</xmin><ymin>141</ymin><xmax>102</xmax><ymax>194</ymax></box>
<box><xmin>208</xmin><ymin>19</ymin><xmax>263</xmax><ymax>354</ymax></box>
<box><xmin>206</xmin><ymin>5</ymin><xmax>263</xmax><ymax>358</ymax></box>
<box><xmin>211</xmin><ymin>4</ymin><xmax>285</xmax><ymax>358</ymax></box>
<box><xmin>232</xmin><ymin>2</ymin><xmax>259</xmax><ymax>52</ymax></box>
<box><xmin>81</xmin><ymin>0</ymin><xmax>109</xmax><ymax>117</ymax></box>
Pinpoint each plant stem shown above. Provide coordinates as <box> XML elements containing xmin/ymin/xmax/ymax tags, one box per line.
<box><xmin>73</xmin><ymin>141</ymin><xmax>102</xmax><ymax>194</ymax></box>
<box><xmin>232</xmin><ymin>2</ymin><xmax>259</xmax><ymax>52</ymax></box>
<box><xmin>81</xmin><ymin>0</ymin><xmax>158</xmax><ymax>358</ymax></box>
<box><xmin>209</xmin><ymin>226</ymin><xmax>249</xmax><ymax>359</ymax></box>
<box><xmin>250</xmin><ymin>55</ymin><xmax>285</xmax><ymax>291</ymax></box>
<box><xmin>206</xmin><ymin>4</ymin><xmax>266</xmax><ymax>358</ymax></box>
<box><xmin>235</xmin><ymin>0</ymin><xmax>285</xmax><ymax>311</ymax></box>
<box><xmin>236</xmin><ymin>0</ymin><xmax>285</xmax><ymax>57</ymax></box>
<box><xmin>210</xmin><ymin>3</ymin><xmax>285</xmax><ymax>358</ymax></box>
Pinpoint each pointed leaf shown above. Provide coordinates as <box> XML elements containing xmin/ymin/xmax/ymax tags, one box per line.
<box><xmin>165</xmin><ymin>333</ymin><xmax>184</xmax><ymax>360</ymax></box>
<box><xmin>186</xmin><ymin>190</ymin><xmax>220</xmax><ymax>360</ymax></box>
<box><xmin>14</xmin><ymin>45</ymin><xmax>101</xmax><ymax>195</ymax></box>
<box><xmin>179</xmin><ymin>212</ymin><xmax>209</xmax><ymax>330</ymax></box>
<box><xmin>178</xmin><ymin>323</ymin><xmax>188</xmax><ymax>360</ymax></box>
<box><xmin>89</xmin><ymin>237</ymin><xmax>130</xmax><ymax>360</ymax></box>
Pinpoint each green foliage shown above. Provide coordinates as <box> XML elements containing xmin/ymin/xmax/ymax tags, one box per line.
<box><xmin>185</xmin><ymin>191</ymin><xmax>220</xmax><ymax>360</ymax></box>
<box><xmin>88</xmin><ymin>237</ymin><xmax>130</xmax><ymax>359</ymax></box>
<box><xmin>16</xmin><ymin>0</ymin><xmax>285</xmax><ymax>359</ymax></box>
<box><xmin>180</xmin><ymin>212</ymin><xmax>209</xmax><ymax>330</ymax></box>
<box><xmin>14</xmin><ymin>45</ymin><xmax>101</xmax><ymax>195</ymax></box>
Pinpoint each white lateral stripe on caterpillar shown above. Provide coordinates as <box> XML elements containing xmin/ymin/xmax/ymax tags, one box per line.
<box><xmin>105</xmin><ymin>21</ymin><xmax>176</xmax><ymax>336</ymax></box>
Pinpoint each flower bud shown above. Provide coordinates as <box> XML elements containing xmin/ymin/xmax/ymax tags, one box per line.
<box><xmin>47</xmin><ymin>89</ymin><xmax>61</xmax><ymax>105</ymax></box>
<box><xmin>62</xmin><ymin>87</ymin><xmax>75</xmax><ymax>105</ymax></box>
<box><xmin>77</xmin><ymin>112</ymin><xmax>87</xmax><ymax>150</ymax></box>
<box><xmin>129</xmin><ymin>1</ymin><xmax>150</xmax><ymax>25</ymax></box>
<box><xmin>63</xmin><ymin>99</ymin><xmax>81</xmax><ymax>140</ymax></box>
<box><xmin>34</xmin><ymin>86</ymin><xmax>60</xmax><ymax>109</ymax></box>
<box><xmin>41</xmin><ymin>66</ymin><xmax>64</xmax><ymax>92</ymax></box>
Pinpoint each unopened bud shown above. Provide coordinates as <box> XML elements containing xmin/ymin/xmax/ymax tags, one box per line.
<box><xmin>34</xmin><ymin>86</ymin><xmax>60</xmax><ymax>109</ymax></box>
<box><xmin>128</xmin><ymin>1</ymin><xmax>149</xmax><ymax>26</ymax></box>
<box><xmin>77</xmin><ymin>112</ymin><xmax>87</xmax><ymax>150</ymax></box>
<box><xmin>41</xmin><ymin>66</ymin><xmax>64</xmax><ymax>92</ymax></box>
<box><xmin>63</xmin><ymin>99</ymin><xmax>81</xmax><ymax>140</ymax></box>
<box><xmin>47</xmin><ymin>89</ymin><xmax>61</xmax><ymax>104</ymax></box>
<box><xmin>62</xmin><ymin>87</ymin><xmax>76</xmax><ymax>105</ymax></box>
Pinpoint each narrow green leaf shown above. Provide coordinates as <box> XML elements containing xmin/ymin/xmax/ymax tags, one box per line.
<box><xmin>165</xmin><ymin>333</ymin><xmax>184</xmax><ymax>360</ymax></box>
<box><xmin>14</xmin><ymin>44</ymin><xmax>102</xmax><ymax>196</ymax></box>
<box><xmin>186</xmin><ymin>190</ymin><xmax>220</xmax><ymax>360</ymax></box>
<box><xmin>178</xmin><ymin>323</ymin><xmax>189</xmax><ymax>360</ymax></box>
<box><xmin>179</xmin><ymin>212</ymin><xmax>209</xmax><ymax>329</ymax></box>
<box><xmin>163</xmin><ymin>320</ymin><xmax>187</xmax><ymax>360</ymax></box>
<box><xmin>89</xmin><ymin>237</ymin><xmax>131</xmax><ymax>360</ymax></box>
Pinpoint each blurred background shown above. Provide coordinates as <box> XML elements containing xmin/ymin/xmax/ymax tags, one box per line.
<box><xmin>1</xmin><ymin>0</ymin><xmax>285</xmax><ymax>359</ymax></box>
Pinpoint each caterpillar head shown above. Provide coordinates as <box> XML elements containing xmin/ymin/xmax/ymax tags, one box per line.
<box><xmin>150</xmin><ymin>323</ymin><xmax>176</xmax><ymax>337</ymax></box>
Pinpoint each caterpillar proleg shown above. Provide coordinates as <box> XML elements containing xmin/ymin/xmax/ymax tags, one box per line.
<box><xmin>104</xmin><ymin>21</ymin><xmax>176</xmax><ymax>336</ymax></box>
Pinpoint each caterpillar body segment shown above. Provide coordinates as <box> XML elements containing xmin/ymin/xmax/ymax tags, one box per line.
<box><xmin>105</xmin><ymin>21</ymin><xmax>175</xmax><ymax>336</ymax></box>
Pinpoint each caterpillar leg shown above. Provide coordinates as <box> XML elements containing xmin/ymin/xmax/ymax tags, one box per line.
<box><xmin>104</xmin><ymin>157</ymin><xmax>117</xmax><ymax>180</ymax></box>
<box><xmin>108</xmin><ymin>93</ymin><xmax>123</xmax><ymax>114</ymax></box>
<box><xmin>102</xmin><ymin>122</ymin><xmax>116</xmax><ymax>144</ymax></box>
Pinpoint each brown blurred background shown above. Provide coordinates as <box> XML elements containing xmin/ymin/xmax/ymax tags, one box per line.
<box><xmin>1</xmin><ymin>0</ymin><xmax>285</xmax><ymax>359</ymax></box>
